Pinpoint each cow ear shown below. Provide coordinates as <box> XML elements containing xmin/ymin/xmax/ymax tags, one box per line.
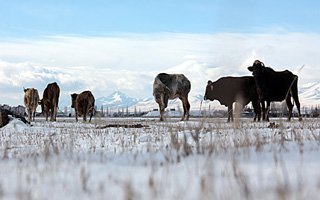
<box><xmin>248</xmin><ymin>66</ymin><xmax>254</xmax><ymax>71</ymax></box>
<box><xmin>261</xmin><ymin>62</ymin><xmax>265</xmax><ymax>67</ymax></box>
<box><xmin>207</xmin><ymin>80</ymin><xmax>212</xmax><ymax>85</ymax></box>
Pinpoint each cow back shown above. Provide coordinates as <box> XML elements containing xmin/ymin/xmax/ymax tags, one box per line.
<box><xmin>43</xmin><ymin>82</ymin><xmax>60</xmax><ymax>107</ymax></box>
<box><xmin>24</xmin><ymin>88</ymin><xmax>39</xmax><ymax>110</ymax></box>
<box><xmin>76</xmin><ymin>91</ymin><xmax>95</xmax><ymax>115</ymax></box>
<box><xmin>255</xmin><ymin>68</ymin><xmax>298</xmax><ymax>101</ymax></box>
<box><xmin>153</xmin><ymin>73</ymin><xmax>191</xmax><ymax>99</ymax></box>
<box><xmin>206</xmin><ymin>77</ymin><xmax>258</xmax><ymax>106</ymax></box>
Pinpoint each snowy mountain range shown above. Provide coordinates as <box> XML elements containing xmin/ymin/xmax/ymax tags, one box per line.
<box><xmin>95</xmin><ymin>91</ymin><xmax>140</xmax><ymax>109</ymax></box>
<box><xmin>60</xmin><ymin>82</ymin><xmax>320</xmax><ymax>112</ymax></box>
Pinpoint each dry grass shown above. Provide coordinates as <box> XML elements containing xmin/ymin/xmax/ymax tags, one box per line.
<box><xmin>0</xmin><ymin>117</ymin><xmax>319</xmax><ymax>199</ymax></box>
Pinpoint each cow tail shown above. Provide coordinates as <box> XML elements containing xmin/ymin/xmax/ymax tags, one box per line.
<box><xmin>285</xmin><ymin>75</ymin><xmax>298</xmax><ymax>101</ymax></box>
<box><xmin>31</xmin><ymin>89</ymin><xmax>36</xmax><ymax>109</ymax></box>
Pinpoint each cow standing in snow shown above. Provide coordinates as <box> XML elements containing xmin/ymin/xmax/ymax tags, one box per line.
<box><xmin>23</xmin><ymin>88</ymin><xmax>39</xmax><ymax>122</ymax></box>
<box><xmin>153</xmin><ymin>73</ymin><xmax>191</xmax><ymax>121</ymax></box>
<box><xmin>39</xmin><ymin>82</ymin><xmax>60</xmax><ymax>121</ymax></box>
<box><xmin>71</xmin><ymin>91</ymin><xmax>95</xmax><ymax>122</ymax></box>
<box><xmin>248</xmin><ymin>60</ymin><xmax>302</xmax><ymax>121</ymax></box>
<box><xmin>204</xmin><ymin>76</ymin><xmax>261</xmax><ymax>122</ymax></box>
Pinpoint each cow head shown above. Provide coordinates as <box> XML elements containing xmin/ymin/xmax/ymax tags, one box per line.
<box><xmin>23</xmin><ymin>87</ymin><xmax>30</xmax><ymax>93</ymax></box>
<box><xmin>248</xmin><ymin>60</ymin><xmax>266</xmax><ymax>76</ymax></box>
<box><xmin>204</xmin><ymin>80</ymin><xmax>214</xmax><ymax>101</ymax></box>
<box><xmin>71</xmin><ymin>93</ymin><xmax>78</xmax><ymax>108</ymax></box>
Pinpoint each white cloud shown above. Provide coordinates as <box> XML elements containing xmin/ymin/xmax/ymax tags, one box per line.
<box><xmin>1</xmin><ymin>32</ymin><xmax>320</xmax><ymax>107</ymax></box>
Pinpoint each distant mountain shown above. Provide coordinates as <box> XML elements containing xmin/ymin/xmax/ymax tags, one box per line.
<box><xmin>299</xmin><ymin>82</ymin><xmax>320</xmax><ymax>106</ymax></box>
<box><xmin>95</xmin><ymin>91</ymin><xmax>140</xmax><ymax>109</ymax></box>
<box><xmin>300</xmin><ymin>82</ymin><xmax>320</xmax><ymax>100</ymax></box>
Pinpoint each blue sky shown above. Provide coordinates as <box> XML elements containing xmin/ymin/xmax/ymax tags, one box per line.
<box><xmin>1</xmin><ymin>0</ymin><xmax>319</xmax><ymax>38</ymax></box>
<box><xmin>1</xmin><ymin>1</ymin><xmax>320</xmax><ymax>107</ymax></box>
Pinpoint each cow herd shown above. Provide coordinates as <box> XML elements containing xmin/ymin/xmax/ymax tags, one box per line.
<box><xmin>21</xmin><ymin>60</ymin><xmax>302</xmax><ymax>123</ymax></box>
<box><xmin>23</xmin><ymin>82</ymin><xmax>95</xmax><ymax>123</ymax></box>
<box><xmin>153</xmin><ymin>60</ymin><xmax>302</xmax><ymax>122</ymax></box>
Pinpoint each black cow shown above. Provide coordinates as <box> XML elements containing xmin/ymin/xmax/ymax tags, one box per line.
<box><xmin>248</xmin><ymin>60</ymin><xmax>302</xmax><ymax>121</ymax></box>
<box><xmin>204</xmin><ymin>76</ymin><xmax>261</xmax><ymax>122</ymax></box>
<box><xmin>153</xmin><ymin>73</ymin><xmax>191</xmax><ymax>121</ymax></box>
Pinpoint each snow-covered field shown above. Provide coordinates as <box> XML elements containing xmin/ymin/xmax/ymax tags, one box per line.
<box><xmin>0</xmin><ymin>117</ymin><xmax>320</xmax><ymax>200</ymax></box>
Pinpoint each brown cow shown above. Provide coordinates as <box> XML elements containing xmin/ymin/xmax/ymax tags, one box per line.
<box><xmin>204</xmin><ymin>76</ymin><xmax>261</xmax><ymax>122</ymax></box>
<box><xmin>23</xmin><ymin>88</ymin><xmax>39</xmax><ymax>122</ymax></box>
<box><xmin>71</xmin><ymin>91</ymin><xmax>95</xmax><ymax>122</ymax></box>
<box><xmin>153</xmin><ymin>73</ymin><xmax>191</xmax><ymax>121</ymax></box>
<box><xmin>39</xmin><ymin>82</ymin><xmax>60</xmax><ymax>121</ymax></box>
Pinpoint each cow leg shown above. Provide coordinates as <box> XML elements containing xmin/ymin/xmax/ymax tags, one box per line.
<box><xmin>46</xmin><ymin>111</ymin><xmax>49</xmax><ymax>121</ymax></box>
<box><xmin>292</xmin><ymin>91</ymin><xmax>302</xmax><ymax>121</ymax></box>
<box><xmin>179</xmin><ymin>96</ymin><xmax>190</xmax><ymax>121</ymax></box>
<box><xmin>88</xmin><ymin>106</ymin><xmax>94</xmax><ymax>122</ymax></box>
<box><xmin>54</xmin><ymin>105</ymin><xmax>58</xmax><ymax>121</ymax></box>
<box><xmin>159</xmin><ymin>95</ymin><xmax>168</xmax><ymax>121</ymax></box>
<box><xmin>260</xmin><ymin>101</ymin><xmax>266</xmax><ymax>121</ymax></box>
<box><xmin>159</xmin><ymin>105</ymin><xmax>164</xmax><ymax>121</ymax></box>
<box><xmin>32</xmin><ymin>109</ymin><xmax>36</xmax><ymax>122</ymax></box>
<box><xmin>227</xmin><ymin>105</ymin><xmax>233</xmax><ymax>122</ymax></box>
<box><xmin>52</xmin><ymin>105</ymin><xmax>58</xmax><ymax>121</ymax></box>
<box><xmin>27</xmin><ymin>109</ymin><xmax>32</xmax><ymax>122</ymax></box>
<box><xmin>89</xmin><ymin>112</ymin><xmax>93</xmax><ymax>122</ymax></box>
<box><xmin>265</xmin><ymin>101</ymin><xmax>271</xmax><ymax>122</ymax></box>
<box><xmin>75</xmin><ymin>109</ymin><xmax>78</xmax><ymax>122</ymax></box>
<box><xmin>286</xmin><ymin>95</ymin><xmax>294</xmax><ymax>121</ymax></box>
<box><xmin>184</xmin><ymin>98</ymin><xmax>190</xmax><ymax>121</ymax></box>
<box><xmin>50</xmin><ymin>106</ymin><xmax>54</xmax><ymax>122</ymax></box>
<box><xmin>83</xmin><ymin>114</ymin><xmax>87</xmax><ymax>122</ymax></box>
<box><xmin>50</xmin><ymin>106</ymin><xmax>54</xmax><ymax>121</ymax></box>
<box><xmin>159</xmin><ymin>101</ymin><xmax>166</xmax><ymax>121</ymax></box>
<box><xmin>252</xmin><ymin>100</ymin><xmax>261</xmax><ymax>122</ymax></box>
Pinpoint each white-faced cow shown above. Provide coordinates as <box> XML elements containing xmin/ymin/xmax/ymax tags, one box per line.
<box><xmin>71</xmin><ymin>91</ymin><xmax>95</xmax><ymax>122</ymax></box>
<box><xmin>39</xmin><ymin>82</ymin><xmax>60</xmax><ymax>121</ymax></box>
<box><xmin>153</xmin><ymin>73</ymin><xmax>191</xmax><ymax>121</ymax></box>
<box><xmin>23</xmin><ymin>88</ymin><xmax>39</xmax><ymax>122</ymax></box>
<box><xmin>204</xmin><ymin>76</ymin><xmax>261</xmax><ymax>122</ymax></box>
<box><xmin>248</xmin><ymin>60</ymin><xmax>302</xmax><ymax>121</ymax></box>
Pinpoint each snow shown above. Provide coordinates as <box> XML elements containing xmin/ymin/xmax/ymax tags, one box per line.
<box><xmin>0</xmin><ymin>117</ymin><xmax>320</xmax><ymax>199</ymax></box>
<box><xmin>112</xmin><ymin>92</ymin><xmax>122</xmax><ymax>103</ymax></box>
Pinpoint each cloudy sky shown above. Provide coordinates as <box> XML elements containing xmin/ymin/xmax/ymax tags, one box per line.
<box><xmin>1</xmin><ymin>0</ymin><xmax>320</xmax><ymax>107</ymax></box>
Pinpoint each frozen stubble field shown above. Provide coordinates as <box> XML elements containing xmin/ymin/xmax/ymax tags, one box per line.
<box><xmin>0</xmin><ymin>117</ymin><xmax>320</xmax><ymax>200</ymax></box>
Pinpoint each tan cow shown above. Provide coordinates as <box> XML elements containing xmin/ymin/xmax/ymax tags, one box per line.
<box><xmin>71</xmin><ymin>91</ymin><xmax>95</xmax><ymax>122</ymax></box>
<box><xmin>23</xmin><ymin>88</ymin><xmax>39</xmax><ymax>122</ymax></box>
